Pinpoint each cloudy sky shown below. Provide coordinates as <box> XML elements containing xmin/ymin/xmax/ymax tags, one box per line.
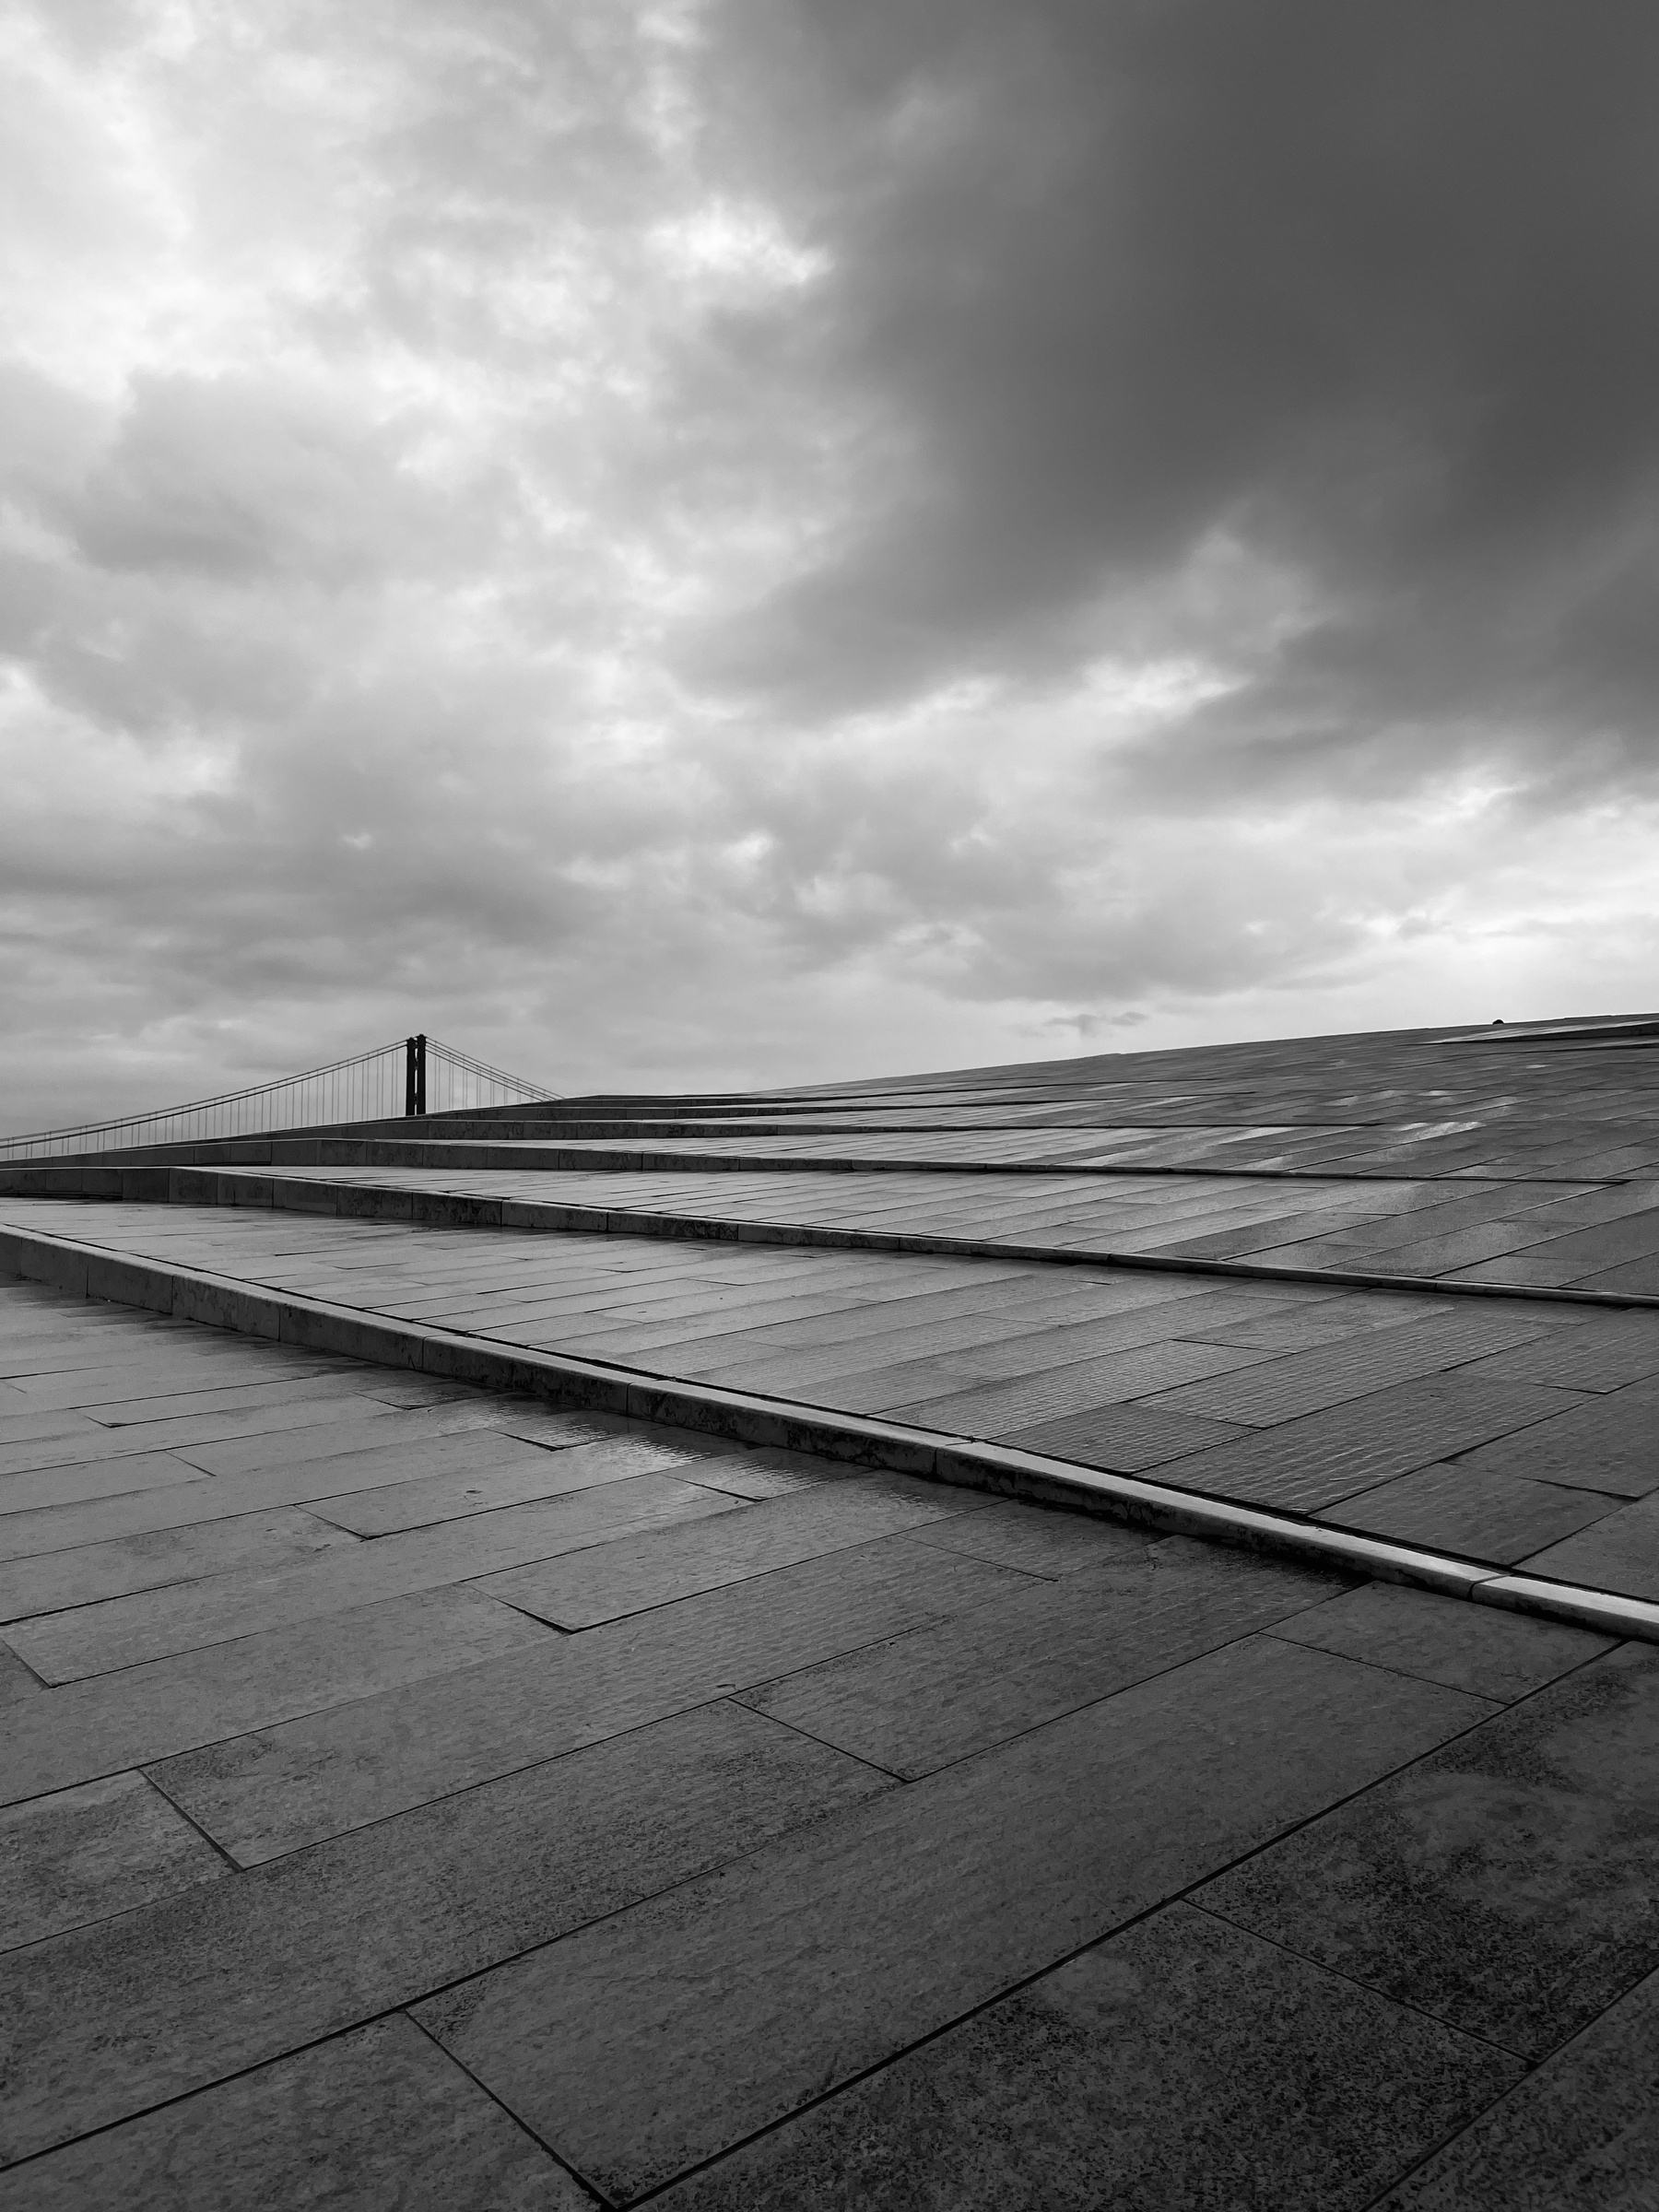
<box><xmin>5</xmin><ymin>1</ymin><xmax>1658</xmax><ymax>1126</ymax></box>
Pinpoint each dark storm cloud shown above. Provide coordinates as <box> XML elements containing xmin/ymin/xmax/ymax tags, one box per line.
<box><xmin>689</xmin><ymin>0</ymin><xmax>1659</xmax><ymax>762</ymax></box>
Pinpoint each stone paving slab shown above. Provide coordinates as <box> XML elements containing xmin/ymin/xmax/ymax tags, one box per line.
<box><xmin>417</xmin><ymin>1636</ymin><xmax>1483</xmax><ymax>2203</ymax></box>
<box><xmin>1453</xmin><ymin>1383</ymin><xmax>1659</xmax><ymax>1498</ymax></box>
<box><xmin>481</xmin><ymin>1474</ymin><xmax>974</xmax><ymax>1631</ymax></box>
<box><xmin>0</xmin><ymin>1583</ymin><xmax>558</xmax><ymax>1806</ymax></box>
<box><xmin>0</xmin><ymin>1449</ymin><xmax>215</xmax><ymax>1517</ymax></box>
<box><xmin>1315</xmin><ymin>1459</ymin><xmax>1613</xmax><ymax>1563</ymax></box>
<box><xmin>1264</xmin><ymin>1578</ymin><xmax>1615</xmax><ymax>1701</ymax></box>
<box><xmin>736</xmin><ymin>1539</ymin><xmax>1347</xmax><ymax>1779</ymax></box>
<box><xmin>1</xmin><ymin>1197</ymin><xmax>1652</xmax><ymax>1594</ymax></box>
<box><xmin>997</xmin><ymin>1398</ymin><xmax>1250</xmax><ymax>1469</ymax></box>
<box><xmin>6</xmin><ymin>1470</ymin><xmax>738</xmax><ymax>1684</ymax></box>
<box><xmin>1195</xmin><ymin>1642</ymin><xmax>1659</xmax><ymax>2059</ymax></box>
<box><xmin>0</xmin><ymin>2015</ymin><xmax>588</xmax><ymax>2212</ymax></box>
<box><xmin>309</xmin><ymin>1430</ymin><xmax>714</xmax><ymax>1537</ymax></box>
<box><xmin>1</xmin><ymin>1700</ymin><xmax>884</xmax><ymax>2166</ymax></box>
<box><xmin>8</xmin><ymin>1008</ymin><xmax>1659</xmax><ymax>2200</ymax></box>
<box><xmin>1140</xmin><ymin>1377</ymin><xmax>1589</xmax><ymax>1517</ymax></box>
<box><xmin>648</xmin><ymin>1902</ymin><xmax>1522</xmax><ymax>2212</ymax></box>
<box><xmin>1523</xmin><ymin>1495</ymin><xmax>1659</xmax><ymax>1601</ymax></box>
<box><xmin>1371</xmin><ymin>1960</ymin><xmax>1659</xmax><ymax>2210</ymax></box>
<box><xmin>179</xmin><ymin>1394</ymin><xmax>611</xmax><ymax>1476</ymax></box>
<box><xmin>148</xmin><ymin>1533</ymin><xmax>1037</xmax><ymax>1862</ymax></box>
<box><xmin>1456</xmin><ymin>1312</ymin><xmax>1659</xmax><ymax>1392</ymax></box>
<box><xmin>1136</xmin><ymin>1310</ymin><xmax>1554</xmax><ymax>1426</ymax></box>
<box><xmin>0</xmin><ymin>1771</ymin><xmax>229</xmax><ymax>1950</ymax></box>
<box><xmin>175</xmin><ymin>1152</ymin><xmax>1659</xmax><ymax>1278</ymax></box>
<box><xmin>0</xmin><ymin>1503</ymin><xmax>359</xmax><ymax>1622</ymax></box>
<box><xmin>0</xmin><ymin>1390</ymin><xmax>439</xmax><ymax>1475</ymax></box>
<box><xmin>0</xmin><ymin>1430</ymin><xmax>694</xmax><ymax>1563</ymax></box>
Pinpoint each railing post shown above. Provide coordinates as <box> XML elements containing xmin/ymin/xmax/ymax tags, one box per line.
<box><xmin>415</xmin><ymin>1033</ymin><xmax>427</xmax><ymax>1117</ymax></box>
<box><xmin>405</xmin><ymin>1037</ymin><xmax>418</xmax><ymax>1117</ymax></box>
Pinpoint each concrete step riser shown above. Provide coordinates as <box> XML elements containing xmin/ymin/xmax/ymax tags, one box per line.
<box><xmin>2</xmin><ymin>1216</ymin><xmax>1654</xmax><ymax>1649</ymax></box>
<box><xmin>4</xmin><ymin>1164</ymin><xmax>1654</xmax><ymax>1313</ymax></box>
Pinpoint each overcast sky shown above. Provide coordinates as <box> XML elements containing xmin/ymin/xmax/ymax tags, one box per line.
<box><xmin>5</xmin><ymin>1</ymin><xmax>1658</xmax><ymax>1125</ymax></box>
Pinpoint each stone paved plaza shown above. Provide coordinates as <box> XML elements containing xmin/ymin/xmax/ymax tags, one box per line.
<box><xmin>2</xmin><ymin>1017</ymin><xmax>1658</xmax><ymax>2205</ymax></box>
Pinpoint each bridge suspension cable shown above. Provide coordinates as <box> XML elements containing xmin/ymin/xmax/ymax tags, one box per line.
<box><xmin>0</xmin><ymin>1036</ymin><xmax>555</xmax><ymax>1161</ymax></box>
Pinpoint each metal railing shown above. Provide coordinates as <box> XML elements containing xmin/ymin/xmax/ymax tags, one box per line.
<box><xmin>0</xmin><ymin>1035</ymin><xmax>554</xmax><ymax>1160</ymax></box>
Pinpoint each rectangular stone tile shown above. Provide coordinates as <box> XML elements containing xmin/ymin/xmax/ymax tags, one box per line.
<box><xmin>416</xmin><ymin>1637</ymin><xmax>1485</xmax><ymax>2204</ymax></box>
<box><xmin>685</xmin><ymin>1301</ymin><xmax>1159</xmax><ymax>1392</ymax></box>
<box><xmin>1359</xmin><ymin>1220</ymin><xmax>1583</xmax><ymax>1279</ymax></box>
<box><xmin>15</xmin><ymin>1391</ymin><xmax>420</xmax><ymax>1463</ymax></box>
<box><xmin>1520</xmin><ymin>1494</ymin><xmax>1659</xmax><ymax>1600</ymax></box>
<box><xmin>0</xmin><ymin>1430</ymin><xmax>586</xmax><ymax>1560</ymax></box>
<box><xmin>1155</xmin><ymin>1377</ymin><xmax>1581</xmax><ymax>1515</ymax></box>
<box><xmin>0</xmin><ymin>1506</ymin><xmax>360</xmax><ymax>1625</ymax></box>
<box><xmin>0</xmin><ymin>1406</ymin><xmax>111</xmax><ymax>1448</ymax></box>
<box><xmin>0</xmin><ymin>1700</ymin><xmax>887</xmax><ymax>2164</ymax></box>
<box><xmin>0</xmin><ymin>1771</ymin><xmax>228</xmax><ymax>1951</ymax></box>
<box><xmin>13</xmin><ymin>1361</ymin><xmax>359</xmax><ymax>1415</ymax></box>
<box><xmin>0</xmin><ymin>2013</ymin><xmax>590</xmax><ymax>2211</ymax></box>
<box><xmin>1140</xmin><ymin>1312</ymin><xmax>1549</xmax><ymax>1427</ymax></box>
<box><xmin>0</xmin><ymin>1584</ymin><xmax>556</xmax><ymax>1806</ymax></box>
<box><xmin>1454</xmin><ymin>1313</ymin><xmax>1659</xmax><ymax>1394</ymax></box>
<box><xmin>1195</xmin><ymin>1643</ymin><xmax>1659</xmax><ymax>2058</ymax></box>
<box><xmin>0</xmin><ymin>1307</ymin><xmax>153</xmax><ymax>1343</ymax></box>
<box><xmin>1372</xmin><ymin>1959</ymin><xmax>1659</xmax><ymax>2210</ymax></box>
<box><xmin>683</xmin><ymin>1451</ymin><xmax>818</xmax><ymax>1500</ymax></box>
<box><xmin>0</xmin><ymin>1639</ymin><xmax>41</xmax><ymax>1709</ymax></box>
<box><xmin>1267</xmin><ymin>1582</ymin><xmax>1614</xmax><ymax>1703</ymax></box>
<box><xmin>83</xmin><ymin>1375</ymin><xmax>396</xmax><ymax>1429</ymax></box>
<box><xmin>307</xmin><ymin>1433</ymin><xmax>727</xmax><ymax>1538</ymax></box>
<box><xmin>1143</xmin><ymin>1206</ymin><xmax>1383</xmax><ymax>1261</ymax></box>
<box><xmin>0</xmin><ymin>1425</ymin><xmax>222</xmax><ymax>1482</ymax></box>
<box><xmin>178</xmin><ymin>1398</ymin><xmax>608</xmax><ymax>1477</ymax></box>
<box><xmin>997</xmin><ymin>1399</ymin><xmax>1248</xmax><ymax>1470</ymax></box>
<box><xmin>651</xmin><ymin>1903</ymin><xmax>1521</xmax><ymax>2212</ymax></box>
<box><xmin>0</xmin><ymin>1451</ymin><xmax>212</xmax><ymax>1520</ymax></box>
<box><xmin>1573</xmin><ymin>1253</ymin><xmax>1659</xmax><ymax>1294</ymax></box>
<box><xmin>1440</xmin><ymin>1252</ymin><xmax>1594</xmax><ymax>1288</ymax></box>
<box><xmin>908</xmin><ymin>1496</ymin><xmax>1153</xmax><ymax>1579</ymax></box>
<box><xmin>693</xmin><ymin>1285</ymin><xmax>1273</xmax><ymax>1391</ymax></box>
<box><xmin>1318</xmin><ymin>1460</ymin><xmax>1613</xmax><ymax>1563</ymax></box>
<box><xmin>786</xmin><ymin>1352</ymin><xmax>974</xmax><ymax>1412</ymax></box>
<box><xmin>1453</xmin><ymin>1383</ymin><xmax>1659</xmax><ymax>1497</ymax></box>
<box><xmin>866</xmin><ymin>1340</ymin><xmax>1269</xmax><ymax>1435</ymax></box>
<box><xmin>665</xmin><ymin>1275</ymin><xmax>1181</xmax><ymax>1360</ymax></box>
<box><xmin>479</xmin><ymin>1477</ymin><xmax>972</xmax><ymax>1631</ymax></box>
<box><xmin>0</xmin><ymin>1339</ymin><xmax>222</xmax><ymax>1383</ymax></box>
<box><xmin>6</xmin><ymin>1476</ymin><xmax>738</xmax><ymax>1683</ymax></box>
<box><xmin>1194</xmin><ymin>1298</ymin><xmax>1432</xmax><ymax>1352</ymax></box>
<box><xmin>149</xmin><ymin>1535</ymin><xmax>1035</xmax><ymax>1861</ymax></box>
<box><xmin>359</xmin><ymin>1373</ymin><xmax>492</xmax><ymax>1410</ymax></box>
<box><xmin>1482</xmin><ymin>1206</ymin><xmax>1659</xmax><ymax>1275</ymax></box>
<box><xmin>8</xmin><ymin>1429</ymin><xmax>704</xmax><ymax>1563</ymax></box>
<box><xmin>739</xmin><ymin>1542</ymin><xmax>1345</xmax><ymax>1777</ymax></box>
<box><xmin>1273</xmin><ymin>1188</ymin><xmax>1562</xmax><ymax>1252</ymax></box>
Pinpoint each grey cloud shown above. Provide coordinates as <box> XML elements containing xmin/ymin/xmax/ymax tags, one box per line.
<box><xmin>4</xmin><ymin>0</ymin><xmax>1657</xmax><ymax>1132</ymax></box>
<box><xmin>65</xmin><ymin>373</ymin><xmax>504</xmax><ymax>584</ymax></box>
<box><xmin>686</xmin><ymin>0</ymin><xmax>1659</xmax><ymax>750</ymax></box>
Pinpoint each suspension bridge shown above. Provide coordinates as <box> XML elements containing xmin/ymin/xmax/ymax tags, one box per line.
<box><xmin>0</xmin><ymin>1035</ymin><xmax>556</xmax><ymax>1162</ymax></box>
